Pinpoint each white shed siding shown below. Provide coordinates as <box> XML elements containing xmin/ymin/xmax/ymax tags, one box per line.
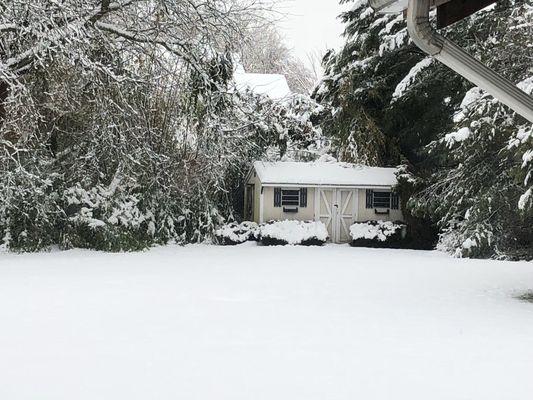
<box><xmin>357</xmin><ymin>189</ymin><xmax>403</xmax><ymax>222</ymax></box>
<box><xmin>262</xmin><ymin>187</ymin><xmax>316</xmax><ymax>222</ymax></box>
<box><xmin>260</xmin><ymin>187</ymin><xmax>402</xmax><ymax>223</ymax></box>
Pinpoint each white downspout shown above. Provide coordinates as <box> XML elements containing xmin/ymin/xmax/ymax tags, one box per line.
<box><xmin>406</xmin><ymin>0</ymin><xmax>533</xmax><ymax>123</ymax></box>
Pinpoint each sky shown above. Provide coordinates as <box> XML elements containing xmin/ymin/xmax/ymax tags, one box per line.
<box><xmin>275</xmin><ymin>0</ymin><xmax>350</xmax><ymax>71</ymax></box>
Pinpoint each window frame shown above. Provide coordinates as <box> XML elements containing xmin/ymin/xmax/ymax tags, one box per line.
<box><xmin>372</xmin><ymin>191</ymin><xmax>392</xmax><ymax>209</ymax></box>
<box><xmin>281</xmin><ymin>188</ymin><xmax>300</xmax><ymax>207</ymax></box>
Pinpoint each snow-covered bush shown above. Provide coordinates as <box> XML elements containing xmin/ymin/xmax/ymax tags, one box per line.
<box><xmin>214</xmin><ymin>222</ymin><xmax>259</xmax><ymax>245</ymax></box>
<box><xmin>0</xmin><ymin>1</ymin><xmax>326</xmax><ymax>252</ymax></box>
<box><xmin>350</xmin><ymin>220</ymin><xmax>406</xmax><ymax>248</ymax></box>
<box><xmin>0</xmin><ymin>164</ymin><xmax>62</xmax><ymax>252</ymax></box>
<box><xmin>259</xmin><ymin>220</ymin><xmax>328</xmax><ymax>246</ymax></box>
<box><xmin>61</xmin><ymin>184</ymin><xmax>156</xmax><ymax>252</ymax></box>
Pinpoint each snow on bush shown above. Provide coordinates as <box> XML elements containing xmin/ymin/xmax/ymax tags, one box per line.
<box><xmin>518</xmin><ymin>188</ymin><xmax>532</xmax><ymax>211</ymax></box>
<box><xmin>64</xmin><ymin>184</ymin><xmax>153</xmax><ymax>232</ymax></box>
<box><xmin>214</xmin><ymin>222</ymin><xmax>259</xmax><ymax>245</ymax></box>
<box><xmin>453</xmin><ymin>87</ymin><xmax>487</xmax><ymax>123</ymax></box>
<box><xmin>61</xmin><ymin>184</ymin><xmax>158</xmax><ymax>251</ymax></box>
<box><xmin>444</xmin><ymin>127</ymin><xmax>472</xmax><ymax>147</ymax></box>
<box><xmin>350</xmin><ymin>220</ymin><xmax>401</xmax><ymax>241</ymax></box>
<box><xmin>391</xmin><ymin>57</ymin><xmax>433</xmax><ymax>102</ymax></box>
<box><xmin>350</xmin><ymin>220</ymin><xmax>405</xmax><ymax>248</ymax></box>
<box><xmin>517</xmin><ymin>76</ymin><xmax>533</xmax><ymax>95</ymax></box>
<box><xmin>378</xmin><ymin>28</ymin><xmax>408</xmax><ymax>56</ymax></box>
<box><xmin>260</xmin><ymin>220</ymin><xmax>328</xmax><ymax>246</ymax></box>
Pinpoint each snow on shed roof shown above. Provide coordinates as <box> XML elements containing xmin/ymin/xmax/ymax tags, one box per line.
<box><xmin>253</xmin><ymin>161</ymin><xmax>398</xmax><ymax>187</ymax></box>
<box><xmin>234</xmin><ymin>72</ymin><xmax>291</xmax><ymax>100</ymax></box>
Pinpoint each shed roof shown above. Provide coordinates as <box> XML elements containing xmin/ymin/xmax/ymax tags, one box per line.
<box><xmin>234</xmin><ymin>72</ymin><xmax>291</xmax><ymax>100</ymax></box>
<box><xmin>253</xmin><ymin>161</ymin><xmax>398</xmax><ymax>187</ymax></box>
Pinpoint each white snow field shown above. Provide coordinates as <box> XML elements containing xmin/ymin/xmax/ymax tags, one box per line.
<box><xmin>1</xmin><ymin>244</ymin><xmax>533</xmax><ymax>400</ymax></box>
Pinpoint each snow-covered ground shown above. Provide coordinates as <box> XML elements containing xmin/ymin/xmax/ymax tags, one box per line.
<box><xmin>1</xmin><ymin>244</ymin><xmax>533</xmax><ymax>400</ymax></box>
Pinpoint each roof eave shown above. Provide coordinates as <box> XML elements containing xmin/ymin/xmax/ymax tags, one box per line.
<box><xmin>260</xmin><ymin>182</ymin><xmax>397</xmax><ymax>188</ymax></box>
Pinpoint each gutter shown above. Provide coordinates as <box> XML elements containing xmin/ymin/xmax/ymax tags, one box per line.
<box><xmin>406</xmin><ymin>0</ymin><xmax>533</xmax><ymax>123</ymax></box>
<box><xmin>260</xmin><ymin>183</ymin><xmax>395</xmax><ymax>189</ymax></box>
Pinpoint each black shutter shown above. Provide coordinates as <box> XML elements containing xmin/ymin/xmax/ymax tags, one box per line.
<box><xmin>300</xmin><ymin>188</ymin><xmax>308</xmax><ymax>207</ymax></box>
<box><xmin>391</xmin><ymin>192</ymin><xmax>399</xmax><ymax>210</ymax></box>
<box><xmin>274</xmin><ymin>187</ymin><xmax>281</xmax><ymax>207</ymax></box>
<box><xmin>366</xmin><ymin>189</ymin><xmax>373</xmax><ymax>209</ymax></box>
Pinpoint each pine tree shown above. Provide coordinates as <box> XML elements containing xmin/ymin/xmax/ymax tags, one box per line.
<box><xmin>315</xmin><ymin>0</ymin><xmax>532</xmax><ymax>256</ymax></box>
<box><xmin>314</xmin><ymin>0</ymin><xmax>466</xmax><ymax>167</ymax></box>
<box><xmin>410</xmin><ymin>2</ymin><xmax>533</xmax><ymax>259</ymax></box>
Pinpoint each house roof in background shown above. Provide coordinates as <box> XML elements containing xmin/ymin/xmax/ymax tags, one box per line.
<box><xmin>253</xmin><ymin>161</ymin><xmax>398</xmax><ymax>187</ymax></box>
<box><xmin>234</xmin><ymin>72</ymin><xmax>291</xmax><ymax>100</ymax></box>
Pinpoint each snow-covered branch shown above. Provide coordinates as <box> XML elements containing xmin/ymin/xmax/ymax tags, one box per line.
<box><xmin>94</xmin><ymin>21</ymin><xmax>199</xmax><ymax>71</ymax></box>
<box><xmin>0</xmin><ymin>23</ymin><xmax>18</xmax><ymax>33</ymax></box>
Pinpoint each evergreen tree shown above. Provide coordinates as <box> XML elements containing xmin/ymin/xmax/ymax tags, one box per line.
<box><xmin>314</xmin><ymin>0</ymin><xmax>466</xmax><ymax>247</ymax></box>
<box><xmin>410</xmin><ymin>2</ymin><xmax>533</xmax><ymax>259</ymax></box>
<box><xmin>315</xmin><ymin>0</ymin><xmax>533</xmax><ymax>257</ymax></box>
<box><xmin>314</xmin><ymin>0</ymin><xmax>466</xmax><ymax>168</ymax></box>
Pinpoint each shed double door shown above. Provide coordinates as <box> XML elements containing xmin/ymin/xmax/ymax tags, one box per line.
<box><xmin>316</xmin><ymin>188</ymin><xmax>358</xmax><ymax>243</ymax></box>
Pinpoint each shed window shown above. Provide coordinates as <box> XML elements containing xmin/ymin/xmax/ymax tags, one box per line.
<box><xmin>274</xmin><ymin>188</ymin><xmax>307</xmax><ymax>208</ymax></box>
<box><xmin>281</xmin><ymin>189</ymin><xmax>300</xmax><ymax>206</ymax></box>
<box><xmin>373</xmin><ymin>191</ymin><xmax>392</xmax><ymax>208</ymax></box>
<box><xmin>369</xmin><ymin>191</ymin><xmax>399</xmax><ymax>209</ymax></box>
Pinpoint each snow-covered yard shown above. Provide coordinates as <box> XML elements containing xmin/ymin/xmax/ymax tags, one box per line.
<box><xmin>1</xmin><ymin>244</ymin><xmax>533</xmax><ymax>400</ymax></box>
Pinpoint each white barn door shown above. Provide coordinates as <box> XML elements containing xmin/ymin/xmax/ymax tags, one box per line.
<box><xmin>316</xmin><ymin>188</ymin><xmax>358</xmax><ymax>243</ymax></box>
<box><xmin>317</xmin><ymin>188</ymin><xmax>335</xmax><ymax>240</ymax></box>
<box><xmin>336</xmin><ymin>189</ymin><xmax>357</xmax><ymax>243</ymax></box>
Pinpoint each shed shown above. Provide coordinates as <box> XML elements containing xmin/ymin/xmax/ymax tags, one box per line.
<box><xmin>244</xmin><ymin>161</ymin><xmax>403</xmax><ymax>243</ymax></box>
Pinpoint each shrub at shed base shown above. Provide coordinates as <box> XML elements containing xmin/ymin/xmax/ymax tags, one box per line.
<box><xmin>260</xmin><ymin>220</ymin><xmax>328</xmax><ymax>246</ymax></box>
<box><xmin>350</xmin><ymin>220</ymin><xmax>406</xmax><ymax>249</ymax></box>
<box><xmin>214</xmin><ymin>221</ymin><xmax>259</xmax><ymax>245</ymax></box>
